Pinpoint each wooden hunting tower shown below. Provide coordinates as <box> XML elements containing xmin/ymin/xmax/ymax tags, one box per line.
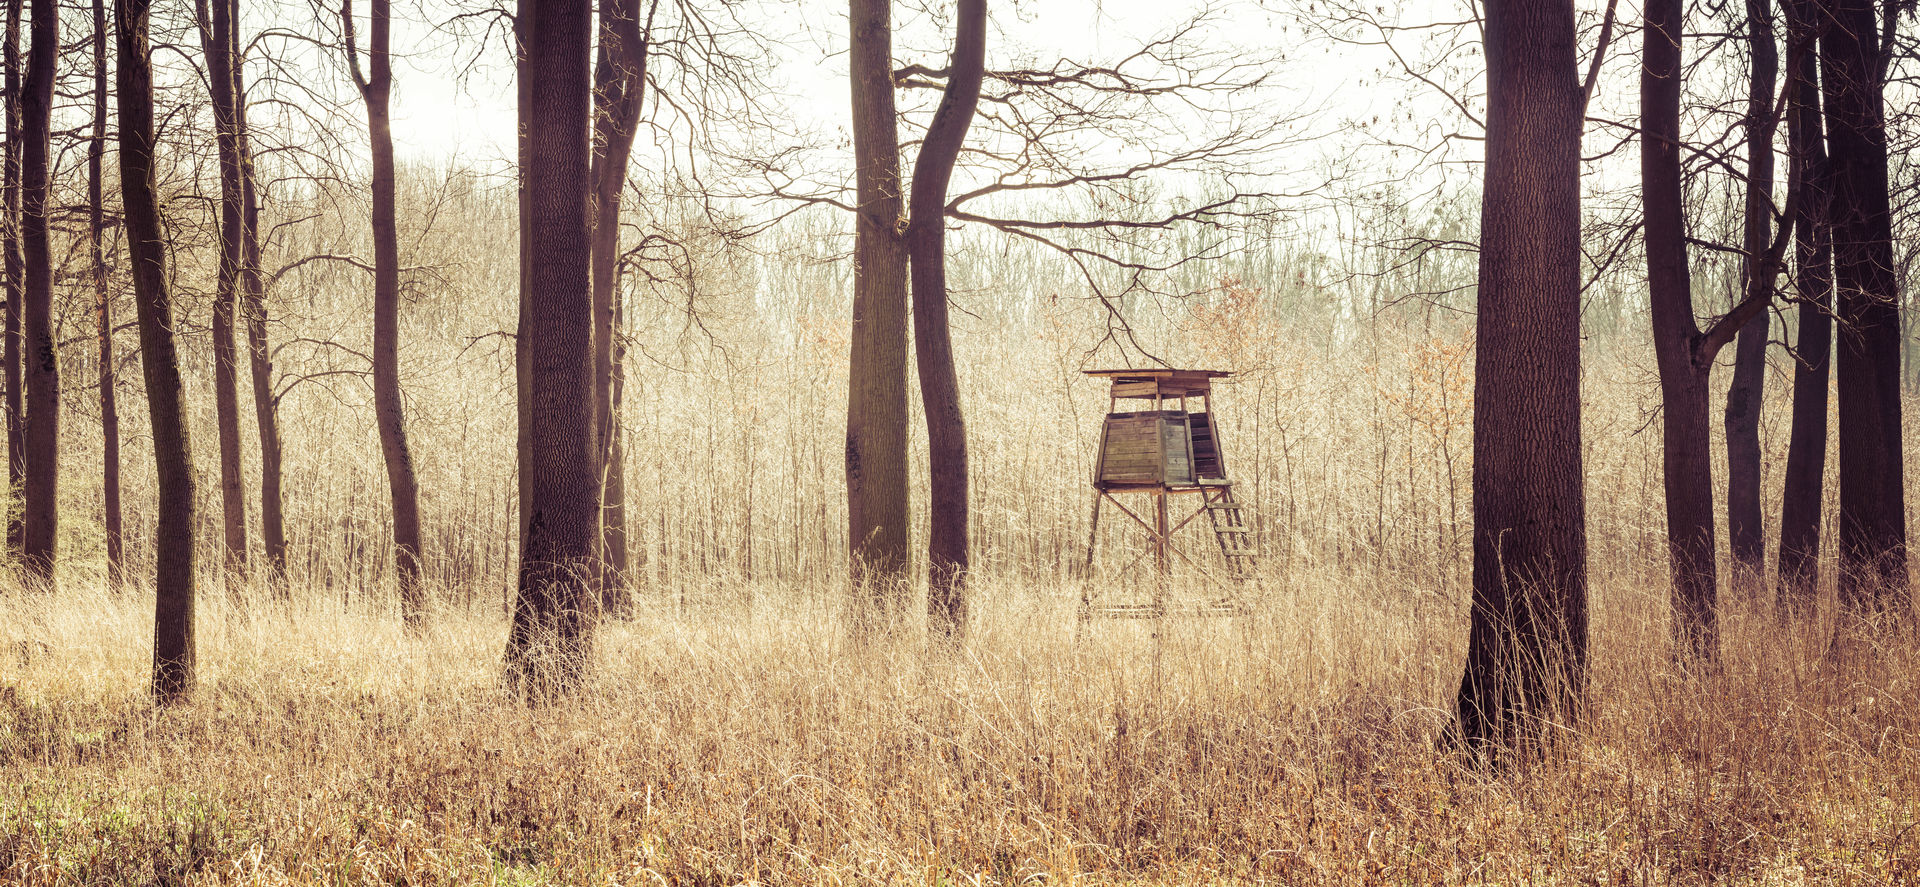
<box><xmin>1081</xmin><ymin>369</ymin><xmax>1257</xmax><ymax>621</ymax></box>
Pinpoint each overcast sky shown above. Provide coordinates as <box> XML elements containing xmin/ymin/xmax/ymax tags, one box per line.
<box><xmin>370</xmin><ymin>0</ymin><xmax>1338</xmax><ymax>165</ymax></box>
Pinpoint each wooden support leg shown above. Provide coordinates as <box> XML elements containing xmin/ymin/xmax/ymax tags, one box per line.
<box><xmin>1084</xmin><ymin>492</ymin><xmax>1103</xmax><ymax>579</ymax></box>
<box><xmin>1152</xmin><ymin>490</ymin><xmax>1168</xmax><ymax>675</ymax></box>
<box><xmin>1154</xmin><ymin>491</ymin><xmax>1170</xmax><ymax>583</ymax></box>
<box><xmin>1079</xmin><ymin>492</ymin><xmax>1102</xmax><ymax>633</ymax></box>
<box><xmin>1154</xmin><ymin>491</ymin><xmax>1170</xmax><ymax>637</ymax></box>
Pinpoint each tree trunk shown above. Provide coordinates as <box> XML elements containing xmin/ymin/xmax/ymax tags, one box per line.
<box><xmin>345</xmin><ymin>0</ymin><xmax>423</xmax><ymax>627</ymax></box>
<box><xmin>236</xmin><ymin>69</ymin><xmax>285</xmax><ymax>585</ymax></box>
<box><xmin>845</xmin><ymin>0</ymin><xmax>912</xmax><ymax>626</ymax></box>
<box><xmin>907</xmin><ymin>0</ymin><xmax>984</xmax><ymax>641</ymax></box>
<box><xmin>590</xmin><ymin>0</ymin><xmax>650</xmax><ymax>616</ymax></box>
<box><xmin>1819</xmin><ymin>0</ymin><xmax>1907</xmax><ymax>617</ymax></box>
<box><xmin>18</xmin><ymin>0</ymin><xmax>58</xmax><ymax>579</ymax></box>
<box><xmin>515</xmin><ymin>0</ymin><xmax>532</xmax><ymax>566</ymax></box>
<box><xmin>1723</xmin><ymin>0</ymin><xmax>1778</xmax><ymax>597</ymax></box>
<box><xmin>91</xmin><ymin>0</ymin><xmax>122</xmax><ymax>588</ymax></box>
<box><xmin>1776</xmin><ymin>0</ymin><xmax>1831</xmax><ymax>614</ymax></box>
<box><xmin>605</xmin><ymin>315</ymin><xmax>628</xmax><ymax>599</ymax></box>
<box><xmin>1453</xmin><ymin>0</ymin><xmax>1588</xmax><ymax>760</ymax></box>
<box><xmin>504</xmin><ymin>0</ymin><xmax>598</xmax><ymax>697</ymax></box>
<box><xmin>196</xmin><ymin>0</ymin><xmax>249</xmax><ymax>578</ymax></box>
<box><xmin>1642</xmin><ymin>0</ymin><xmax>1721</xmax><ymax>659</ymax></box>
<box><xmin>3</xmin><ymin>0</ymin><xmax>22</xmax><ymax>560</ymax></box>
<box><xmin>118</xmin><ymin>0</ymin><xmax>197</xmax><ymax>703</ymax></box>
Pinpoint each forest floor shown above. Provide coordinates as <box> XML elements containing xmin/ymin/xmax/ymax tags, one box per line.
<box><xmin>0</xmin><ymin>574</ymin><xmax>1915</xmax><ymax>885</ymax></box>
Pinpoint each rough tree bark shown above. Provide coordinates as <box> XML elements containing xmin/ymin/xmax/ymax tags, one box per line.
<box><xmin>845</xmin><ymin>0</ymin><xmax>912</xmax><ymax>625</ymax></box>
<box><xmin>118</xmin><ymin>0</ymin><xmax>197</xmax><ymax>703</ymax></box>
<box><xmin>3</xmin><ymin>0</ymin><xmax>22</xmax><ymax>560</ymax></box>
<box><xmin>18</xmin><ymin>0</ymin><xmax>58</xmax><ymax>579</ymax></box>
<box><xmin>1776</xmin><ymin>0</ymin><xmax>1831</xmax><ymax>614</ymax></box>
<box><xmin>504</xmin><ymin>0</ymin><xmax>599</xmax><ymax>696</ymax></box>
<box><xmin>1819</xmin><ymin>0</ymin><xmax>1907</xmax><ymax>617</ymax></box>
<box><xmin>344</xmin><ymin>0</ymin><xmax>424</xmax><ymax>627</ymax></box>
<box><xmin>91</xmin><ymin>0</ymin><xmax>122</xmax><ymax>588</ymax></box>
<box><xmin>1453</xmin><ymin>0</ymin><xmax>1588</xmax><ymax>760</ymax></box>
<box><xmin>515</xmin><ymin>0</ymin><xmax>532</xmax><ymax>566</ymax></box>
<box><xmin>589</xmin><ymin>0</ymin><xmax>651</xmax><ymax>616</ymax></box>
<box><xmin>906</xmin><ymin>0</ymin><xmax>985</xmax><ymax>641</ymax></box>
<box><xmin>196</xmin><ymin>0</ymin><xmax>250</xmax><ymax>577</ymax></box>
<box><xmin>1723</xmin><ymin>0</ymin><xmax>1778</xmax><ymax>596</ymax></box>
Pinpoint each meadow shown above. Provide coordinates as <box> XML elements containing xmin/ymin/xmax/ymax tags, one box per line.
<box><xmin>0</xmin><ymin>564</ymin><xmax>1915</xmax><ymax>884</ymax></box>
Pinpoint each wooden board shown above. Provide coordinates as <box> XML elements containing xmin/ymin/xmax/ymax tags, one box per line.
<box><xmin>1161</xmin><ymin>420</ymin><xmax>1193</xmax><ymax>484</ymax></box>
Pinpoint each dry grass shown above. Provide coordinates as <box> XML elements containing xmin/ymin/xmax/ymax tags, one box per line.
<box><xmin>0</xmin><ymin>570</ymin><xmax>1915</xmax><ymax>886</ymax></box>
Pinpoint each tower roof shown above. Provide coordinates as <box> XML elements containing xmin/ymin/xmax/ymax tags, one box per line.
<box><xmin>1085</xmin><ymin>368</ymin><xmax>1231</xmax><ymax>399</ymax></box>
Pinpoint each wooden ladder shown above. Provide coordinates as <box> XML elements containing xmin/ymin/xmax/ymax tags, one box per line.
<box><xmin>1203</xmin><ymin>485</ymin><xmax>1258</xmax><ymax>583</ymax></box>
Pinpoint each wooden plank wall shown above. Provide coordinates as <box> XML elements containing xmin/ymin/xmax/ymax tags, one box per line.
<box><xmin>1096</xmin><ymin>411</ymin><xmax>1194</xmax><ymax>485</ymax></box>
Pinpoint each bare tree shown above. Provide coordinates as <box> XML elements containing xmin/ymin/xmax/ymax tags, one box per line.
<box><xmin>118</xmin><ymin>0</ymin><xmax>197</xmax><ymax>703</ymax></box>
<box><xmin>1641</xmin><ymin>0</ymin><xmax>1793</xmax><ymax>659</ymax></box>
<box><xmin>197</xmin><ymin>0</ymin><xmax>252</xmax><ymax>577</ymax></box>
<box><xmin>1453</xmin><ymin>0</ymin><xmax>1588</xmax><ymax>761</ymax></box>
<box><xmin>1723</xmin><ymin>0</ymin><xmax>1779</xmax><ymax>596</ymax></box>
<box><xmin>504</xmin><ymin>0</ymin><xmax>600</xmax><ymax>696</ymax></box>
<box><xmin>1777</xmin><ymin>0</ymin><xmax>1832</xmax><ymax>614</ymax></box>
<box><xmin>437</xmin><ymin>0</ymin><xmax>776</xmax><ymax>609</ymax></box>
<box><xmin>845</xmin><ymin>0</ymin><xmax>912</xmax><ymax>625</ymax></box>
<box><xmin>343</xmin><ymin>0</ymin><xmax>424</xmax><ymax>627</ymax></box>
<box><xmin>1821</xmin><ymin>0</ymin><xmax>1907</xmax><ymax>617</ymax></box>
<box><xmin>238</xmin><ymin>70</ymin><xmax>286</xmax><ymax>585</ymax></box>
<box><xmin>907</xmin><ymin>0</ymin><xmax>984</xmax><ymax>640</ymax></box>
<box><xmin>515</xmin><ymin>0</ymin><xmax>532</xmax><ymax>576</ymax></box>
<box><xmin>3</xmin><ymin>0</ymin><xmax>20</xmax><ymax>561</ymax></box>
<box><xmin>92</xmin><ymin>0</ymin><xmax>123</xmax><ymax>588</ymax></box>
<box><xmin>590</xmin><ymin>0</ymin><xmax>654</xmax><ymax>615</ymax></box>
<box><xmin>18</xmin><ymin>0</ymin><xmax>57</xmax><ymax>578</ymax></box>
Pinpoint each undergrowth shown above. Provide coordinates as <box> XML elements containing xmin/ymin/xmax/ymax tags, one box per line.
<box><xmin>1</xmin><ymin>574</ymin><xmax>1914</xmax><ymax>885</ymax></box>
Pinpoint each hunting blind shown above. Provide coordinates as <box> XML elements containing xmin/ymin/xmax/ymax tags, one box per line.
<box><xmin>1081</xmin><ymin>368</ymin><xmax>1258</xmax><ymax>622</ymax></box>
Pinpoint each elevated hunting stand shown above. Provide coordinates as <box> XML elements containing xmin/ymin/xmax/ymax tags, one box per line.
<box><xmin>1080</xmin><ymin>368</ymin><xmax>1257</xmax><ymax>623</ymax></box>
